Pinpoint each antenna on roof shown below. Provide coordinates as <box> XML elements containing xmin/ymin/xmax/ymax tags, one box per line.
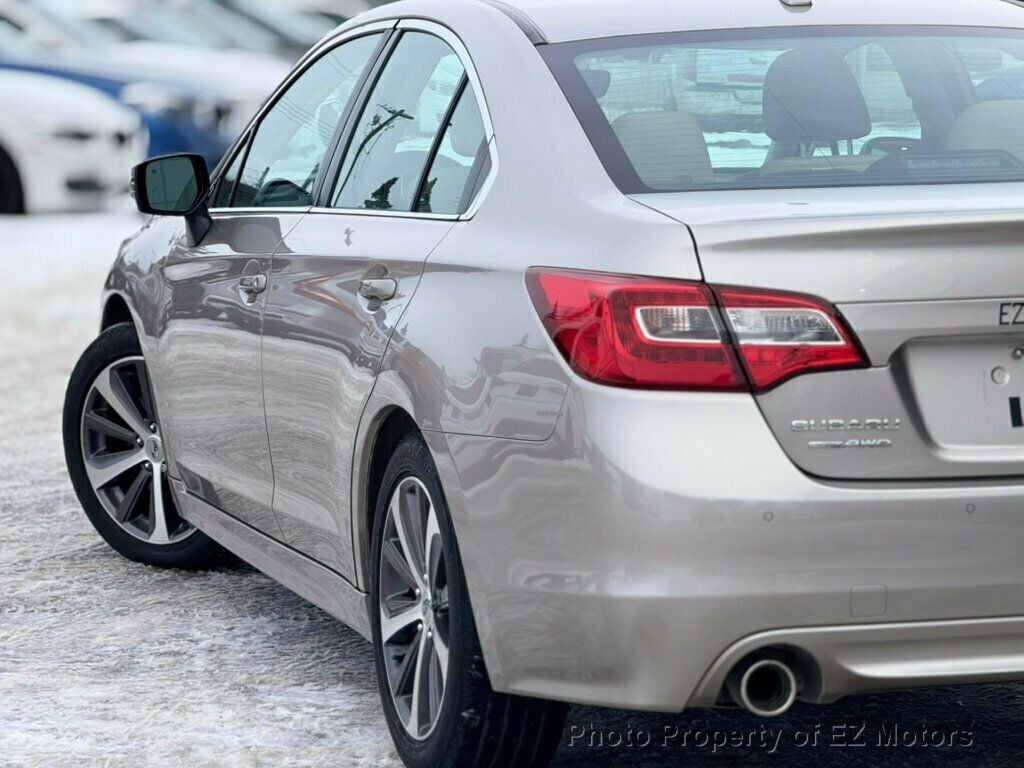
<box><xmin>780</xmin><ymin>0</ymin><xmax>812</xmax><ymax>7</ymax></box>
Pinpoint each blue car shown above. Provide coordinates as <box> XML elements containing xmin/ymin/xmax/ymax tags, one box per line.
<box><xmin>0</xmin><ymin>53</ymin><xmax>231</xmax><ymax>167</ymax></box>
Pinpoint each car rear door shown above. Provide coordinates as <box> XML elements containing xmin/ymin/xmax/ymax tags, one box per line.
<box><xmin>261</xmin><ymin>22</ymin><xmax>492</xmax><ymax>580</ymax></box>
<box><xmin>157</xmin><ymin>27</ymin><xmax>388</xmax><ymax>536</ymax></box>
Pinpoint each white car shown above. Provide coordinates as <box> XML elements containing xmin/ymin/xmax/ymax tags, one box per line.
<box><xmin>9</xmin><ymin>0</ymin><xmax>292</xmax><ymax>138</ymax></box>
<box><xmin>0</xmin><ymin>71</ymin><xmax>146</xmax><ymax>213</ymax></box>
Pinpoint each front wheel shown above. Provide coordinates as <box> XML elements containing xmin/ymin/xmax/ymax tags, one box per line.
<box><xmin>371</xmin><ymin>434</ymin><xmax>567</xmax><ymax>768</ymax></box>
<box><xmin>63</xmin><ymin>323</ymin><xmax>221</xmax><ymax>569</ymax></box>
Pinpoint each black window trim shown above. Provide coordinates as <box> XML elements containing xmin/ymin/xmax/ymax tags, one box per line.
<box><xmin>413</xmin><ymin>74</ymin><xmax>470</xmax><ymax>213</ymax></box>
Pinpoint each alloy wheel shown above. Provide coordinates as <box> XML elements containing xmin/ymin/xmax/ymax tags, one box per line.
<box><xmin>79</xmin><ymin>356</ymin><xmax>193</xmax><ymax>545</ymax></box>
<box><xmin>378</xmin><ymin>476</ymin><xmax>451</xmax><ymax>741</ymax></box>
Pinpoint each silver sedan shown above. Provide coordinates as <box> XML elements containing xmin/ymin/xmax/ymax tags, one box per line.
<box><xmin>63</xmin><ymin>0</ymin><xmax>1024</xmax><ymax>765</ymax></box>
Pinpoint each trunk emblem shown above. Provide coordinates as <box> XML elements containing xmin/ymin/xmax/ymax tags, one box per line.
<box><xmin>791</xmin><ymin>419</ymin><xmax>901</xmax><ymax>432</ymax></box>
<box><xmin>808</xmin><ymin>438</ymin><xmax>893</xmax><ymax>450</ymax></box>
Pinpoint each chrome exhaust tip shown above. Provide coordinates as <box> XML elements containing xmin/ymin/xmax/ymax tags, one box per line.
<box><xmin>726</xmin><ymin>655</ymin><xmax>799</xmax><ymax>718</ymax></box>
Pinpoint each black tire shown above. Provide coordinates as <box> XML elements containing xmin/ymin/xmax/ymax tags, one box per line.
<box><xmin>0</xmin><ymin>146</ymin><xmax>25</xmax><ymax>215</ymax></box>
<box><xmin>63</xmin><ymin>323</ymin><xmax>222</xmax><ymax>569</ymax></box>
<box><xmin>371</xmin><ymin>434</ymin><xmax>567</xmax><ymax>768</ymax></box>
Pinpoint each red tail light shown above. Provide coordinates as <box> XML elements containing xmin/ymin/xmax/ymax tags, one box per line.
<box><xmin>527</xmin><ymin>269</ymin><xmax>866</xmax><ymax>392</ymax></box>
<box><xmin>717</xmin><ymin>286</ymin><xmax>867</xmax><ymax>390</ymax></box>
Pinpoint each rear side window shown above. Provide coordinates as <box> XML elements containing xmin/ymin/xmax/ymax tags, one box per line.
<box><xmin>416</xmin><ymin>85</ymin><xmax>487</xmax><ymax>215</ymax></box>
<box><xmin>330</xmin><ymin>32</ymin><xmax>467</xmax><ymax>212</ymax></box>
<box><xmin>543</xmin><ymin>27</ymin><xmax>1024</xmax><ymax>192</ymax></box>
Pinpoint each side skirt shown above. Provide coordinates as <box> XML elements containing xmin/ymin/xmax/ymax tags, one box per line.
<box><xmin>171</xmin><ymin>479</ymin><xmax>372</xmax><ymax>640</ymax></box>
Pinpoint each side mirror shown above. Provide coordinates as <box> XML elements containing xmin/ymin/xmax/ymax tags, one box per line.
<box><xmin>132</xmin><ymin>154</ymin><xmax>212</xmax><ymax>246</ymax></box>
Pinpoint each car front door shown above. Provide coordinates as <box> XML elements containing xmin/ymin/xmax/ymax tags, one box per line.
<box><xmin>156</xmin><ymin>28</ymin><xmax>387</xmax><ymax>535</ymax></box>
<box><xmin>261</xmin><ymin>24</ymin><xmax>492</xmax><ymax>579</ymax></box>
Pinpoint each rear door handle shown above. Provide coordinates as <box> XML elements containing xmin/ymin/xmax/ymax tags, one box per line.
<box><xmin>239</xmin><ymin>274</ymin><xmax>268</xmax><ymax>296</ymax></box>
<box><xmin>359</xmin><ymin>278</ymin><xmax>397</xmax><ymax>302</ymax></box>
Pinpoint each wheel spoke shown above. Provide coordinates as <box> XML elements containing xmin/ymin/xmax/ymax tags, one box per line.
<box><xmin>425</xmin><ymin>505</ymin><xmax>442</xmax><ymax>596</ymax></box>
<box><xmin>83</xmin><ymin>411</ymin><xmax>137</xmax><ymax>444</ymax></box>
<box><xmin>114</xmin><ymin>467</ymin><xmax>149</xmax><ymax>523</ymax></box>
<box><xmin>132</xmin><ymin>360</ymin><xmax>156</xmax><ymax>425</ymax></box>
<box><xmin>85</xmin><ymin>447</ymin><xmax>146</xmax><ymax>489</ymax></box>
<box><xmin>382</xmin><ymin>539</ymin><xmax>420</xmax><ymax>593</ymax></box>
<box><xmin>391</xmin><ymin>492</ymin><xmax>427</xmax><ymax>593</ymax></box>
<box><xmin>427</xmin><ymin>639</ymin><xmax>443</xmax><ymax>721</ymax></box>
<box><xmin>432</xmin><ymin>628</ymin><xmax>449</xmax><ymax>685</ymax></box>
<box><xmin>149</xmin><ymin>466</ymin><xmax>170</xmax><ymax>545</ymax></box>
<box><xmin>380</xmin><ymin>602</ymin><xmax>421</xmax><ymax>646</ymax></box>
<box><xmin>407</xmin><ymin>628</ymin><xmax>430</xmax><ymax>737</ymax></box>
<box><xmin>92</xmin><ymin>367</ymin><xmax>150</xmax><ymax>439</ymax></box>
<box><xmin>394</xmin><ymin>624</ymin><xmax>421</xmax><ymax>699</ymax></box>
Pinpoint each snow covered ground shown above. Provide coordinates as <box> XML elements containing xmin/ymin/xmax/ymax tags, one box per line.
<box><xmin>2</xmin><ymin>213</ymin><xmax>1023</xmax><ymax>768</ymax></box>
<box><xmin>0</xmin><ymin>213</ymin><xmax>398</xmax><ymax>768</ymax></box>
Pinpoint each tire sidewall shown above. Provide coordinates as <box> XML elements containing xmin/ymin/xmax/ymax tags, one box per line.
<box><xmin>370</xmin><ymin>434</ymin><xmax>475</xmax><ymax>768</ymax></box>
<box><xmin>63</xmin><ymin>323</ymin><xmax>219</xmax><ymax>569</ymax></box>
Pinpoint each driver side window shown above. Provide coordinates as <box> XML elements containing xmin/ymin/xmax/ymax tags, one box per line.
<box><xmin>331</xmin><ymin>32</ymin><xmax>467</xmax><ymax>211</ymax></box>
<box><xmin>226</xmin><ymin>33</ymin><xmax>382</xmax><ymax>209</ymax></box>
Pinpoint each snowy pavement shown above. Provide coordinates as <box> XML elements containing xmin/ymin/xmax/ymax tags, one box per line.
<box><xmin>2</xmin><ymin>213</ymin><xmax>1023</xmax><ymax>768</ymax></box>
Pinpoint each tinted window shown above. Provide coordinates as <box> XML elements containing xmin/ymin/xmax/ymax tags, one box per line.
<box><xmin>545</xmin><ymin>28</ymin><xmax>1024</xmax><ymax>192</ymax></box>
<box><xmin>233</xmin><ymin>33</ymin><xmax>381</xmax><ymax>208</ymax></box>
<box><xmin>417</xmin><ymin>85</ymin><xmax>487</xmax><ymax>214</ymax></box>
<box><xmin>331</xmin><ymin>32</ymin><xmax>466</xmax><ymax>211</ymax></box>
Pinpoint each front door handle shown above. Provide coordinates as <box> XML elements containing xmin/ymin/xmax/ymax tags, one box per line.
<box><xmin>239</xmin><ymin>273</ymin><xmax>268</xmax><ymax>296</ymax></box>
<box><xmin>359</xmin><ymin>278</ymin><xmax>397</xmax><ymax>302</ymax></box>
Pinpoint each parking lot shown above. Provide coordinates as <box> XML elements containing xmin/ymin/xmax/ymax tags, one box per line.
<box><xmin>0</xmin><ymin>212</ymin><xmax>1022</xmax><ymax>767</ymax></box>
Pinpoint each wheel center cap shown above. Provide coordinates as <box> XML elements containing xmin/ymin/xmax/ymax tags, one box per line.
<box><xmin>421</xmin><ymin>597</ymin><xmax>432</xmax><ymax>624</ymax></box>
<box><xmin>144</xmin><ymin>435</ymin><xmax>164</xmax><ymax>463</ymax></box>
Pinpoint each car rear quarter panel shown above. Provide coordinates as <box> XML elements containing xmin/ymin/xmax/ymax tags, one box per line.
<box><xmin>366</xmin><ymin>0</ymin><xmax>707</xmax><ymax>438</ymax></box>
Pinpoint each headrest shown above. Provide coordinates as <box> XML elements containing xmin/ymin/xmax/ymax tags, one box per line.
<box><xmin>763</xmin><ymin>49</ymin><xmax>871</xmax><ymax>143</ymax></box>
<box><xmin>946</xmin><ymin>100</ymin><xmax>1024</xmax><ymax>164</ymax></box>
<box><xmin>612</xmin><ymin>110</ymin><xmax>714</xmax><ymax>188</ymax></box>
<box><xmin>450</xmin><ymin>93</ymin><xmax>486</xmax><ymax>157</ymax></box>
<box><xmin>580</xmin><ymin>69</ymin><xmax>611</xmax><ymax>99</ymax></box>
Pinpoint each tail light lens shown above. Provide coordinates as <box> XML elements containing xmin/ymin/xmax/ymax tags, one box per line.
<box><xmin>527</xmin><ymin>268</ymin><xmax>866</xmax><ymax>392</ymax></box>
<box><xmin>526</xmin><ymin>269</ymin><xmax>745</xmax><ymax>389</ymax></box>
<box><xmin>717</xmin><ymin>286</ymin><xmax>866</xmax><ymax>390</ymax></box>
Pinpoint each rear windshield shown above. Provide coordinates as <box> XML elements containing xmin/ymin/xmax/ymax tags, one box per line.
<box><xmin>542</xmin><ymin>26</ymin><xmax>1024</xmax><ymax>192</ymax></box>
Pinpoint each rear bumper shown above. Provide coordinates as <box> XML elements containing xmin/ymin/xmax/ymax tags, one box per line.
<box><xmin>440</xmin><ymin>381</ymin><xmax>1024</xmax><ymax>712</ymax></box>
<box><xmin>691</xmin><ymin>616</ymin><xmax>1024</xmax><ymax>707</ymax></box>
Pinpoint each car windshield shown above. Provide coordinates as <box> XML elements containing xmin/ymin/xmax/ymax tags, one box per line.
<box><xmin>544</xmin><ymin>26</ymin><xmax>1024</xmax><ymax>192</ymax></box>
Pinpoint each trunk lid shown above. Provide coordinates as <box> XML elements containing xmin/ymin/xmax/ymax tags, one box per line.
<box><xmin>637</xmin><ymin>184</ymin><xmax>1024</xmax><ymax>480</ymax></box>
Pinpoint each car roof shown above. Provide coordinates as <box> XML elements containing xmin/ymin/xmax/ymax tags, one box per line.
<box><xmin>486</xmin><ymin>0</ymin><xmax>1024</xmax><ymax>44</ymax></box>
